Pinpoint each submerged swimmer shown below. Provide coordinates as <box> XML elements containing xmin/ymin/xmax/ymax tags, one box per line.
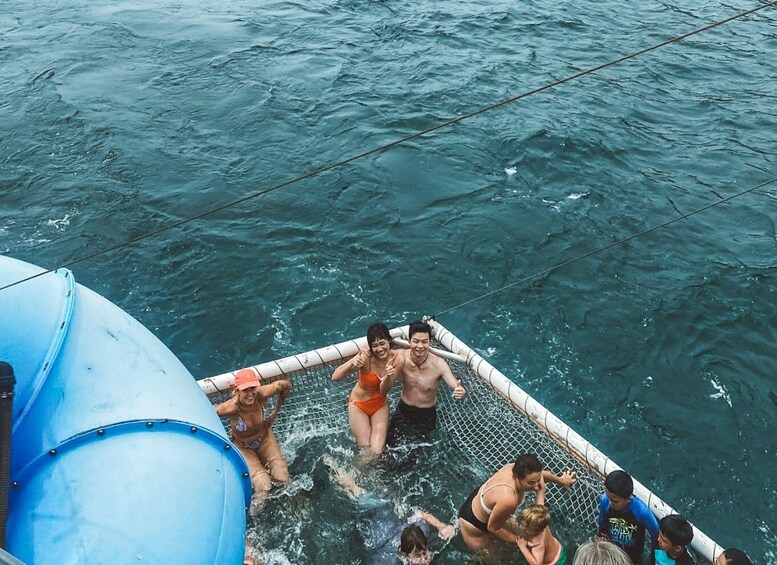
<box><xmin>332</xmin><ymin>323</ymin><xmax>405</xmax><ymax>457</ymax></box>
<box><xmin>215</xmin><ymin>368</ymin><xmax>291</xmax><ymax>510</ymax></box>
<box><xmin>323</xmin><ymin>454</ymin><xmax>455</xmax><ymax>564</ymax></box>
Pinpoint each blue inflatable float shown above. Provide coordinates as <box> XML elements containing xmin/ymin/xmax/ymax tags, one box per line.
<box><xmin>0</xmin><ymin>255</ymin><xmax>251</xmax><ymax>564</ymax></box>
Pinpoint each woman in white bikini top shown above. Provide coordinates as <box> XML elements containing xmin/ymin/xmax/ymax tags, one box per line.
<box><xmin>458</xmin><ymin>453</ymin><xmax>577</xmax><ymax>554</ymax></box>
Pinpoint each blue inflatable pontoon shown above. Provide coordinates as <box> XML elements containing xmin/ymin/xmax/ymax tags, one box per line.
<box><xmin>1</xmin><ymin>255</ymin><xmax>251</xmax><ymax>564</ymax></box>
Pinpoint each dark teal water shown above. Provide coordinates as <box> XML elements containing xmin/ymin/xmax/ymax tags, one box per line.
<box><xmin>2</xmin><ymin>0</ymin><xmax>776</xmax><ymax>562</ymax></box>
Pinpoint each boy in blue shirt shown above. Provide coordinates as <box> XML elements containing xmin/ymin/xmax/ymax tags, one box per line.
<box><xmin>597</xmin><ymin>470</ymin><xmax>660</xmax><ymax>564</ymax></box>
<box><xmin>652</xmin><ymin>514</ymin><xmax>696</xmax><ymax>565</ymax></box>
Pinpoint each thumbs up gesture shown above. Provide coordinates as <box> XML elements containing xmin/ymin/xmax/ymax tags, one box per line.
<box><xmin>452</xmin><ymin>379</ymin><xmax>466</xmax><ymax>400</ymax></box>
<box><xmin>351</xmin><ymin>350</ymin><xmax>367</xmax><ymax>370</ymax></box>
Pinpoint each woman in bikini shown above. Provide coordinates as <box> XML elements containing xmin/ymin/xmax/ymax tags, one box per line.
<box><xmin>516</xmin><ymin>504</ymin><xmax>567</xmax><ymax>565</ymax></box>
<box><xmin>331</xmin><ymin>322</ymin><xmax>404</xmax><ymax>456</ymax></box>
<box><xmin>214</xmin><ymin>368</ymin><xmax>291</xmax><ymax>508</ymax></box>
<box><xmin>458</xmin><ymin>453</ymin><xmax>576</xmax><ymax>555</ymax></box>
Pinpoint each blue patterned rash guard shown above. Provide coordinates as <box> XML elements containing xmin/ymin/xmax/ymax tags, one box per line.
<box><xmin>651</xmin><ymin>547</ymin><xmax>696</xmax><ymax>565</ymax></box>
<box><xmin>597</xmin><ymin>494</ymin><xmax>660</xmax><ymax>564</ymax></box>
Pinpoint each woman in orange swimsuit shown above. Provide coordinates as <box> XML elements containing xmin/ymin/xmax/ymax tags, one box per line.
<box><xmin>331</xmin><ymin>323</ymin><xmax>404</xmax><ymax>456</ymax></box>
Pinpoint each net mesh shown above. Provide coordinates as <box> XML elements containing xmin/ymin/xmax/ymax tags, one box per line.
<box><xmin>205</xmin><ymin>342</ymin><xmax>710</xmax><ymax>564</ymax></box>
<box><xmin>207</xmin><ymin>350</ymin><xmax>601</xmax><ymax>526</ymax></box>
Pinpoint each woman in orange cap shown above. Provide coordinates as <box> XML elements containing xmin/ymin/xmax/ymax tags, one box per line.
<box><xmin>331</xmin><ymin>322</ymin><xmax>404</xmax><ymax>457</ymax></box>
<box><xmin>215</xmin><ymin>368</ymin><xmax>291</xmax><ymax>509</ymax></box>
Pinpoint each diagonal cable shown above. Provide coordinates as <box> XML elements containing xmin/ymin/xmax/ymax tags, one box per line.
<box><xmin>432</xmin><ymin>176</ymin><xmax>777</xmax><ymax>318</ymax></box>
<box><xmin>2</xmin><ymin>1</ymin><xmax>775</xmax><ymax>293</ymax></box>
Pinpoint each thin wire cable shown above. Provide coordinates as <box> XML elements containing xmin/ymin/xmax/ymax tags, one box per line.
<box><xmin>432</xmin><ymin>177</ymin><xmax>777</xmax><ymax>318</ymax></box>
<box><xmin>2</xmin><ymin>1</ymin><xmax>775</xmax><ymax>293</ymax></box>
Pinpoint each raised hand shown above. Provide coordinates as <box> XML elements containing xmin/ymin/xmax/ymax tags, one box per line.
<box><xmin>452</xmin><ymin>379</ymin><xmax>466</xmax><ymax>400</ymax></box>
<box><xmin>438</xmin><ymin>524</ymin><xmax>456</xmax><ymax>541</ymax></box>
<box><xmin>351</xmin><ymin>350</ymin><xmax>367</xmax><ymax>369</ymax></box>
<box><xmin>559</xmin><ymin>470</ymin><xmax>577</xmax><ymax>489</ymax></box>
<box><xmin>383</xmin><ymin>358</ymin><xmax>395</xmax><ymax>381</ymax></box>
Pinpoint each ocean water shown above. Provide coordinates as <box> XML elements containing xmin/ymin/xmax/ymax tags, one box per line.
<box><xmin>1</xmin><ymin>0</ymin><xmax>776</xmax><ymax>563</ymax></box>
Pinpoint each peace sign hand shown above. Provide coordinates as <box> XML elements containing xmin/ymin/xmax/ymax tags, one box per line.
<box><xmin>383</xmin><ymin>359</ymin><xmax>395</xmax><ymax>381</ymax></box>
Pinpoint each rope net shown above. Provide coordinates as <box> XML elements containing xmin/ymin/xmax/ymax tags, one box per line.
<box><xmin>204</xmin><ymin>335</ymin><xmax>711</xmax><ymax>564</ymax></box>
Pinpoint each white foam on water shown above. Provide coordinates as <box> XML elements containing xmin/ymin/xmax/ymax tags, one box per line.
<box><xmin>758</xmin><ymin>520</ymin><xmax>776</xmax><ymax>565</ymax></box>
<box><xmin>259</xmin><ymin>548</ymin><xmax>294</xmax><ymax>565</ymax></box>
<box><xmin>709</xmin><ymin>378</ymin><xmax>732</xmax><ymax>407</ymax></box>
<box><xmin>275</xmin><ymin>472</ymin><xmax>313</xmax><ymax>498</ymax></box>
<box><xmin>504</xmin><ymin>167</ymin><xmax>517</xmax><ymax>175</ymax></box>
<box><xmin>46</xmin><ymin>213</ymin><xmax>72</xmax><ymax>229</ymax></box>
<box><xmin>23</xmin><ymin>236</ymin><xmax>51</xmax><ymax>246</ymax></box>
<box><xmin>566</xmin><ymin>192</ymin><xmax>589</xmax><ymax>200</ymax></box>
<box><xmin>270</xmin><ymin>304</ymin><xmax>293</xmax><ymax>350</ymax></box>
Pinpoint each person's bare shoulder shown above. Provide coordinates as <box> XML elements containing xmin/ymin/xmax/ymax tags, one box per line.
<box><xmin>431</xmin><ymin>353</ymin><xmax>452</xmax><ymax>373</ymax></box>
<box><xmin>215</xmin><ymin>397</ymin><xmax>238</xmax><ymax>416</ymax></box>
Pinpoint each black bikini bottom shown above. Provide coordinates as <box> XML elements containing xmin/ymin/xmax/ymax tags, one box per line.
<box><xmin>458</xmin><ymin>485</ymin><xmax>489</xmax><ymax>533</ymax></box>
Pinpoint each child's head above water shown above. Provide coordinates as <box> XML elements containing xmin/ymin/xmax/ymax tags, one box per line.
<box><xmin>604</xmin><ymin>470</ymin><xmax>633</xmax><ymax>511</ymax></box>
<box><xmin>520</xmin><ymin>504</ymin><xmax>551</xmax><ymax>537</ymax></box>
<box><xmin>400</xmin><ymin>524</ymin><xmax>432</xmax><ymax>564</ymax></box>
<box><xmin>715</xmin><ymin>548</ymin><xmax>752</xmax><ymax>565</ymax></box>
<box><xmin>657</xmin><ymin>514</ymin><xmax>694</xmax><ymax>558</ymax></box>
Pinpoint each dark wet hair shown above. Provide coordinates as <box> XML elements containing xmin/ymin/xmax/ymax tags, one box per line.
<box><xmin>408</xmin><ymin>320</ymin><xmax>431</xmax><ymax>340</ymax></box>
<box><xmin>512</xmin><ymin>453</ymin><xmax>543</xmax><ymax>479</ymax></box>
<box><xmin>367</xmin><ymin>323</ymin><xmax>391</xmax><ymax>348</ymax></box>
<box><xmin>399</xmin><ymin>524</ymin><xmax>428</xmax><ymax>555</ymax></box>
<box><xmin>604</xmin><ymin>470</ymin><xmax>633</xmax><ymax>498</ymax></box>
<box><xmin>720</xmin><ymin>548</ymin><xmax>752</xmax><ymax>565</ymax></box>
<box><xmin>659</xmin><ymin>514</ymin><xmax>693</xmax><ymax>547</ymax></box>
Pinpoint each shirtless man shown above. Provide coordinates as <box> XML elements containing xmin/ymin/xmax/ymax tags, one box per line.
<box><xmin>380</xmin><ymin>320</ymin><xmax>465</xmax><ymax>446</ymax></box>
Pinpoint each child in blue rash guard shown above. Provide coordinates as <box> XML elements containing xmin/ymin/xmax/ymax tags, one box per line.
<box><xmin>651</xmin><ymin>515</ymin><xmax>695</xmax><ymax>565</ymax></box>
<box><xmin>597</xmin><ymin>470</ymin><xmax>660</xmax><ymax>564</ymax></box>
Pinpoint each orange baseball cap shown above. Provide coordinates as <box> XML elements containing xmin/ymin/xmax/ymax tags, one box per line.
<box><xmin>232</xmin><ymin>368</ymin><xmax>261</xmax><ymax>390</ymax></box>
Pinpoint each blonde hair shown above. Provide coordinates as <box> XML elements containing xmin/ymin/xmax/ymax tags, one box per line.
<box><xmin>572</xmin><ymin>539</ymin><xmax>631</xmax><ymax>565</ymax></box>
<box><xmin>521</xmin><ymin>504</ymin><xmax>550</xmax><ymax>537</ymax></box>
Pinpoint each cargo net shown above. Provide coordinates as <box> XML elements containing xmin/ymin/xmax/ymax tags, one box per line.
<box><xmin>208</xmin><ymin>350</ymin><xmax>600</xmax><ymax>532</ymax></box>
<box><xmin>206</xmin><ymin>345</ymin><xmax>709</xmax><ymax>564</ymax></box>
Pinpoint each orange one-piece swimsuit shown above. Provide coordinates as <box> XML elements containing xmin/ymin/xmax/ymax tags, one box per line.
<box><xmin>349</xmin><ymin>371</ymin><xmax>388</xmax><ymax>417</ymax></box>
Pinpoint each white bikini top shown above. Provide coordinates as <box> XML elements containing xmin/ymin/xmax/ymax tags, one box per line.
<box><xmin>478</xmin><ymin>479</ymin><xmax>519</xmax><ymax>515</ymax></box>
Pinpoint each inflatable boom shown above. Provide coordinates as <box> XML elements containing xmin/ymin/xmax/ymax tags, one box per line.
<box><xmin>0</xmin><ymin>255</ymin><xmax>251</xmax><ymax>564</ymax></box>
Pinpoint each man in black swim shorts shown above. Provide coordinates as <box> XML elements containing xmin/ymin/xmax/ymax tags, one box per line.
<box><xmin>380</xmin><ymin>320</ymin><xmax>465</xmax><ymax>447</ymax></box>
